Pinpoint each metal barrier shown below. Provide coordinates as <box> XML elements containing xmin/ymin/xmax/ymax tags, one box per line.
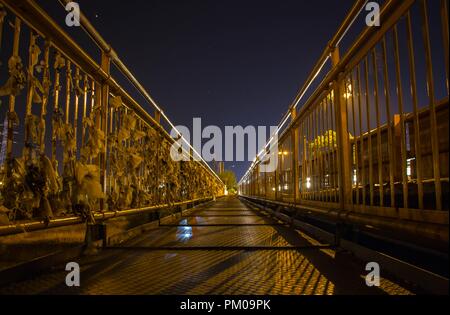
<box><xmin>239</xmin><ymin>0</ymin><xmax>449</xmax><ymax>245</ymax></box>
<box><xmin>0</xmin><ymin>0</ymin><xmax>224</xmax><ymax>228</ymax></box>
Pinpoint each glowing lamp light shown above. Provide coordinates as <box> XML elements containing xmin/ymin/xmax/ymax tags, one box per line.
<box><xmin>306</xmin><ymin>177</ymin><xmax>311</xmax><ymax>189</ymax></box>
<box><xmin>344</xmin><ymin>84</ymin><xmax>352</xmax><ymax>99</ymax></box>
<box><xmin>406</xmin><ymin>158</ymin><xmax>415</xmax><ymax>176</ymax></box>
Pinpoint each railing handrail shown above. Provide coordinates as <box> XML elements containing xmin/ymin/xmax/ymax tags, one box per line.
<box><xmin>239</xmin><ymin>0</ymin><xmax>420</xmax><ymax>185</ymax></box>
<box><xmin>1</xmin><ymin>0</ymin><xmax>223</xmax><ymax>185</ymax></box>
<box><xmin>56</xmin><ymin>0</ymin><xmax>223</xmax><ymax>184</ymax></box>
<box><xmin>0</xmin><ymin>197</ymin><xmax>214</xmax><ymax>236</ymax></box>
<box><xmin>239</xmin><ymin>0</ymin><xmax>369</xmax><ymax>185</ymax></box>
<box><xmin>277</xmin><ymin>0</ymin><xmax>415</xmax><ymax>144</ymax></box>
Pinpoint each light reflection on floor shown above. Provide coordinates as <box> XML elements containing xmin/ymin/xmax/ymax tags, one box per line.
<box><xmin>176</xmin><ymin>219</ymin><xmax>193</xmax><ymax>242</ymax></box>
<box><xmin>0</xmin><ymin>198</ymin><xmax>415</xmax><ymax>295</ymax></box>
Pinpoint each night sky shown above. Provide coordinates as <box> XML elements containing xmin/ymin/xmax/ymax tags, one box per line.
<box><xmin>38</xmin><ymin>0</ymin><xmax>356</xmax><ymax>180</ymax></box>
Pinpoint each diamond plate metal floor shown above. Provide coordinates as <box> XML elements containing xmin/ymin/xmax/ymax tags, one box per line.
<box><xmin>0</xmin><ymin>197</ymin><xmax>413</xmax><ymax>295</ymax></box>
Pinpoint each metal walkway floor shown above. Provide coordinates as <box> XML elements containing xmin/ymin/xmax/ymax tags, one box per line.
<box><xmin>0</xmin><ymin>197</ymin><xmax>413</xmax><ymax>295</ymax></box>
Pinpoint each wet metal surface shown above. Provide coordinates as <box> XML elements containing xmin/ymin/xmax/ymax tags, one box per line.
<box><xmin>0</xmin><ymin>197</ymin><xmax>413</xmax><ymax>295</ymax></box>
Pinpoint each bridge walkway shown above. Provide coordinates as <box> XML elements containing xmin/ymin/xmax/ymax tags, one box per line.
<box><xmin>0</xmin><ymin>197</ymin><xmax>412</xmax><ymax>295</ymax></box>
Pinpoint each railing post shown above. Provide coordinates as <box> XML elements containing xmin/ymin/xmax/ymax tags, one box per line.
<box><xmin>100</xmin><ymin>51</ymin><xmax>110</xmax><ymax>211</ymax></box>
<box><xmin>155</xmin><ymin>109</ymin><xmax>161</xmax><ymax>125</ymax></box>
<box><xmin>291</xmin><ymin>107</ymin><xmax>299</xmax><ymax>203</ymax></box>
<box><xmin>274</xmin><ymin>152</ymin><xmax>279</xmax><ymax>201</ymax></box>
<box><xmin>252</xmin><ymin>169</ymin><xmax>255</xmax><ymax>196</ymax></box>
<box><xmin>331</xmin><ymin>46</ymin><xmax>352</xmax><ymax>209</ymax></box>
<box><xmin>256</xmin><ymin>161</ymin><xmax>260</xmax><ymax>196</ymax></box>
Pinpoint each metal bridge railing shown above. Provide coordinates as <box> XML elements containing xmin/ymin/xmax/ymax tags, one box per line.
<box><xmin>239</xmin><ymin>0</ymin><xmax>449</xmax><ymax>246</ymax></box>
<box><xmin>0</xmin><ymin>0</ymin><xmax>224</xmax><ymax>229</ymax></box>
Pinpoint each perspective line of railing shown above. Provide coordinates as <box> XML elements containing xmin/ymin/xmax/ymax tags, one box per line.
<box><xmin>239</xmin><ymin>0</ymin><xmax>449</xmax><ymax>246</ymax></box>
<box><xmin>0</xmin><ymin>0</ymin><xmax>225</xmax><ymax>229</ymax></box>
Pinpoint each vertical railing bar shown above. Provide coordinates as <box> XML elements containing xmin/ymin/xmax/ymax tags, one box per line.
<box><xmin>81</xmin><ymin>75</ymin><xmax>88</xmax><ymax>147</ymax></box>
<box><xmin>322</xmin><ymin>95</ymin><xmax>331</xmax><ymax>202</ymax></box>
<box><xmin>109</xmin><ymin>97</ymin><xmax>114</xmax><ymax>135</ymax></box>
<box><xmin>51</xmin><ymin>52</ymin><xmax>61</xmax><ymax>168</ymax></box>
<box><xmin>320</xmin><ymin>102</ymin><xmax>325</xmax><ymax>202</ymax></box>
<box><xmin>255</xmin><ymin>160</ymin><xmax>258</xmax><ymax>197</ymax></box>
<box><xmin>100</xmin><ymin>53</ymin><xmax>110</xmax><ymax>210</ymax></box>
<box><xmin>264</xmin><ymin>162</ymin><xmax>267</xmax><ymax>199</ymax></box>
<box><xmin>138</xmin><ymin>119</ymin><xmax>142</xmax><ymax>193</ymax></box>
<box><xmin>73</xmin><ymin>67</ymin><xmax>80</xmax><ymax>156</ymax></box>
<box><xmin>292</xmin><ymin>106</ymin><xmax>299</xmax><ymax>202</ymax></box>
<box><xmin>108</xmin><ymin>93</ymin><xmax>115</xmax><ymax>197</ymax></box>
<box><xmin>372</xmin><ymin>47</ymin><xmax>384</xmax><ymax>207</ymax></box>
<box><xmin>326</xmin><ymin>95</ymin><xmax>332</xmax><ymax>203</ymax></box>
<box><xmin>350</xmin><ymin>70</ymin><xmax>359</xmax><ymax>205</ymax></box>
<box><xmin>312</xmin><ymin>108</ymin><xmax>317</xmax><ymax>200</ymax></box>
<box><xmin>381</xmin><ymin>36</ymin><xmax>396</xmax><ymax>208</ymax></box>
<box><xmin>24</xmin><ymin>31</ymin><xmax>36</xmax><ymax>162</ymax></box>
<box><xmin>65</xmin><ymin>60</ymin><xmax>71</xmax><ymax>124</ymax></box>
<box><xmin>314</xmin><ymin>104</ymin><xmax>320</xmax><ymax>201</ymax></box>
<box><xmin>6</xmin><ymin>17</ymin><xmax>21</xmax><ymax>177</ymax></box>
<box><xmin>89</xmin><ymin>79</ymin><xmax>95</xmax><ymax>164</ymax></box>
<box><xmin>344</xmin><ymin>76</ymin><xmax>354</xmax><ymax>206</ymax></box>
<box><xmin>324</xmin><ymin>95</ymin><xmax>329</xmax><ymax>202</ymax></box>
<box><xmin>333</xmin><ymin>46</ymin><xmax>353</xmax><ymax>209</ymax></box>
<box><xmin>329</xmin><ymin>92</ymin><xmax>338</xmax><ymax>203</ymax></box>
<box><xmin>405</xmin><ymin>12</ymin><xmax>424</xmax><ymax>210</ymax></box>
<box><xmin>62</xmin><ymin>59</ymin><xmax>73</xmax><ymax>194</ymax></box>
<box><xmin>321</xmin><ymin>101</ymin><xmax>326</xmax><ymax>202</ymax></box>
<box><xmin>393</xmin><ymin>25</ymin><xmax>409</xmax><ymax>209</ymax></box>
<box><xmin>39</xmin><ymin>41</ymin><xmax>51</xmax><ymax>153</ymax></box>
<box><xmin>311</xmin><ymin>109</ymin><xmax>314</xmax><ymax>201</ymax></box>
<box><xmin>298</xmin><ymin>122</ymin><xmax>301</xmax><ymax>200</ymax></box>
<box><xmin>303</xmin><ymin>113</ymin><xmax>308</xmax><ymax>200</ymax></box>
<box><xmin>320</xmin><ymin>98</ymin><xmax>326</xmax><ymax>202</ymax></box>
<box><xmin>309</xmin><ymin>109</ymin><xmax>318</xmax><ymax>200</ymax></box>
<box><xmin>301</xmin><ymin>122</ymin><xmax>307</xmax><ymax>200</ymax></box>
<box><xmin>278</xmin><ymin>138</ymin><xmax>283</xmax><ymax>200</ymax></box>
<box><xmin>90</xmin><ymin>79</ymin><xmax>95</xmax><ymax>112</ymax></box>
<box><xmin>329</xmin><ymin>92</ymin><xmax>335</xmax><ymax>203</ymax></box>
<box><xmin>309</xmin><ymin>112</ymin><xmax>313</xmax><ymax>201</ymax></box>
<box><xmin>420</xmin><ymin>0</ymin><xmax>442</xmax><ymax>210</ymax></box>
<box><xmin>356</xmin><ymin>65</ymin><xmax>366</xmax><ymax>206</ymax></box>
<box><xmin>364</xmin><ymin>56</ymin><xmax>374</xmax><ymax>206</ymax></box>
<box><xmin>306</xmin><ymin>111</ymin><xmax>310</xmax><ymax>200</ymax></box>
<box><xmin>316</xmin><ymin>105</ymin><xmax>319</xmax><ymax>202</ymax></box>
<box><xmin>441</xmin><ymin>0</ymin><xmax>449</xmax><ymax>94</ymax></box>
<box><xmin>25</xmin><ymin>32</ymin><xmax>36</xmax><ymax>116</ymax></box>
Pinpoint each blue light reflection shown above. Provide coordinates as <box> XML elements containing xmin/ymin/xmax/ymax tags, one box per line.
<box><xmin>176</xmin><ymin>219</ymin><xmax>193</xmax><ymax>242</ymax></box>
